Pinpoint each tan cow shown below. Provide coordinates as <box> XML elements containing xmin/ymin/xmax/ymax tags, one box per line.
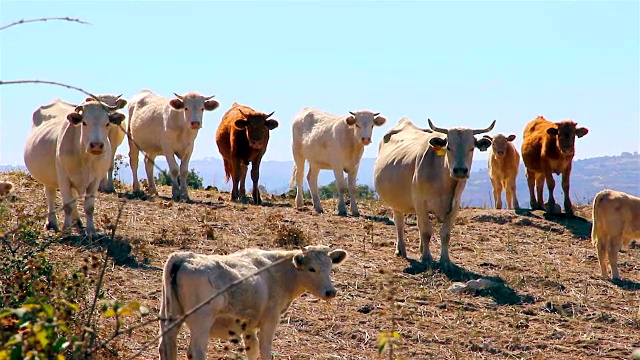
<box><xmin>0</xmin><ymin>181</ymin><xmax>14</xmax><ymax>197</ymax></box>
<box><xmin>127</xmin><ymin>90</ymin><xmax>219</xmax><ymax>201</ymax></box>
<box><xmin>484</xmin><ymin>133</ymin><xmax>520</xmax><ymax>209</ymax></box>
<box><xmin>24</xmin><ymin>99</ymin><xmax>125</xmax><ymax>235</ymax></box>
<box><xmin>521</xmin><ymin>115</ymin><xmax>588</xmax><ymax>215</ymax></box>
<box><xmin>158</xmin><ymin>245</ymin><xmax>348</xmax><ymax>360</ymax></box>
<box><xmin>374</xmin><ymin>117</ymin><xmax>494</xmax><ymax>268</ymax></box>
<box><xmin>591</xmin><ymin>189</ymin><xmax>640</xmax><ymax>280</ymax></box>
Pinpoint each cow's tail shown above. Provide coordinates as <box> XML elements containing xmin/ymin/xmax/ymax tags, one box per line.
<box><xmin>591</xmin><ymin>192</ymin><xmax>606</xmax><ymax>247</ymax></box>
<box><xmin>288</xmin><ymin>164</ymin><xmax>298</xmax><ymax>190</ymax></box>
<box><xmin>223</xmin><ymin>159</ymin><xmax>232</xmax><ymax>184</ymax></box>
<box><xmin>158</xmin><ymin>254</ymin><xmax>186</xmax><ymax>359</ymax></box>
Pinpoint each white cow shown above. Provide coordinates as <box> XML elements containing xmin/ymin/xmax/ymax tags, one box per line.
<box><xmin>374</xmin><ymin>117</ymin><xmax>494</xmax><ymax>268</ymax></box>
<box><xmin>90</xmin><ymin>94</ymin><xmax>128</xmax><ymax>193</ymax></box>
<box><xmin>127</xmin><ymin>90</ymin><xmax>219</xmax><ymax>201</ymax></box>
<box><xmin>290</xmin><ymin>108</ymin><xmax>386</xmax><ymax>216</ymax></box>
<box><xmin>158</xmin><ymin>245</ymin><xmax>348</xmax><ymax>360</ymax></box>
<box><xmin>24</xmin><ymin>99</ymin><xmax>125</xmax><ymax>235</ymax></box>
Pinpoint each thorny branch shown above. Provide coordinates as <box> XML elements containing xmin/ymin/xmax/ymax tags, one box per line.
<box><xmin>0</xmin><ymin>17</ymin><xmax>90</xmax><ymax>31</ymax></box>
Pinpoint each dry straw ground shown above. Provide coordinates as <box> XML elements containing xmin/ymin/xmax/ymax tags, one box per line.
<box><xmin>1</xmin><ymin>169</ymin><xmax>639</xmax><ymax>360</ymax></box>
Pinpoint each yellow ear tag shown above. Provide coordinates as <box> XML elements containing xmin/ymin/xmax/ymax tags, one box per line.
<box><xmin>433</xmin><ymin>146</ymin><xmax>446</xmax><ymax>156</ymax></box>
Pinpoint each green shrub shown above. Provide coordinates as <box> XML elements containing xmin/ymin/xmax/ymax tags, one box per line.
<box><xmin>155</xmin><ymin>168</ymin><xmax>203</xmax><ymax>190</ymax></box>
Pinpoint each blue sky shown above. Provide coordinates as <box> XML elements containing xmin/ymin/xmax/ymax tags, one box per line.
<box><xmin>1</xmin><ymin>1</ymin><xmax>638</xmax><ymax>166</ymax></box>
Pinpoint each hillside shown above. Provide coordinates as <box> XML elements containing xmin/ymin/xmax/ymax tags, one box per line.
<box><xmin>1</xmin><ymin>170</ymin><xmax>639</xmax><ymax>359</ymax></box>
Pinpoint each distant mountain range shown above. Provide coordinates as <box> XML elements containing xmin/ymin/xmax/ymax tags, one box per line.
<box><xmin>2</xmin><ymin>152</ymin><xmax>638</xmax><ymax>207</ymax></box>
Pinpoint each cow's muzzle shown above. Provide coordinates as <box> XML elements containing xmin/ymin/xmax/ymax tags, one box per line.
<box><xmin>323</xmin><ymin>289</ymin><xmax>337</xmax><ymax>299</ymax></box>
<box><xmin>361</xmin><ymin>137</ymin><xmax>372</xmax><ymax>146</ymax></box>
<box><xmin>89</xmin><ymin>142</ymin><xmax>105</xmax><ymax>155</ymax></box>
<box><xmin>452</xmin><ymin>167</ymin><xmax>469</xmax><ymax>179</ymax></box>
<box><xmin>190</xmin><ymin>122</ymin><xmax>202</xmax><ymax>130</ymax></box>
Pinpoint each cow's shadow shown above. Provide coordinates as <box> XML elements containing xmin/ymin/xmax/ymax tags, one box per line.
<box><xmin>612</xmin><ymin>278</ymin><xmax>640</xmax><ymax>291</ymax></box>
<box><xmin>515</xmin><ymin>208</ymin><xmax>592</xmax><ymax>239</ymax></box>
<box><xmin>404</xmin><ymin>259</ymin><xmax>535</xmax><ymax>306</ymax></box>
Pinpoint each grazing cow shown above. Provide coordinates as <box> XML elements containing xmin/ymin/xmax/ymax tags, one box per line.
<box><xmin>373</xmin><ymin>117</ymin><xmax>494</xmax><ymax>267</ymax></box>
<box><xmin>158</xmin><ymin>245</ymin><xmax>348</xmax><ymax>360</ymax></box>
<box><xmin>0</xmin><ymin>181</ymin><xmax>14</xmax><ymax>197</ymax></box>
<box><xmin>215</xmin><ymin>103</ymin><xmax>278</xmax><ymax>204</ymax></box>
<box><xmin>88</xmin><ymin>94</ymin><xmax>128</xmax><ymax>193</ymax></box>
<box><xmin>290</xmin><ymin>108</ymin><xmax>386</xmax><ymax>216</ymax></box>
<box><xmin>485</xmin><ymin>133</ymin><xmax>520</xmax><ymax>209</ymax></box>
<box><xmin>521</xmin><ymin>115</ymin><xmax>588</xmax><ymax>215</ymax></box>
<box><xmin>127</xmin><ymin>90</ymin><xmax>219</xmax><ymax>201</ymax></box>
<box><xmin>591</xmin><ymin>189</ymin><xmax>640</xmax><ymax>280</ymax></box>
<box><xmin>24</xmin><ymin>99</ymin><xmax>125</xmax><ymax>235</ymax></box>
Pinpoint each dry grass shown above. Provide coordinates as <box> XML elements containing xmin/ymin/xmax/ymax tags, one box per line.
<box><xmin>2</xmin><ymin>169</ymin><xmax>639</xmax><ymax>359</ymax></box>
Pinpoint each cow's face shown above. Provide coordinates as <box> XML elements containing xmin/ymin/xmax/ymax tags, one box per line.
<box><xmin>345</xmin><ymin>111</ymin><xmax>387</xmax><ymax>146</ymax></box>
<box><xmin>428</xmin><ymin>119</ymin><xmax>495</xmax><ymax>180</ymax></box>
<box><xmin>234</xmin><ymin>111</ymin><xmax>279</xmax><ymax>149</ymax></box>
<box><xmin>547</xmin><ymin>121</ymin><xmax>588</xmax><ymax>156</ymax></box>
<box><xmin>293</xmin><ymin>246</ymin><xmax>348</xmax><ymax>300</ymax></box>
<box><xmin>169</xmin><ymin>92</ymin><xmax>219</xmax><ymax>130</ymax></box>
<box><xmin>66</xmin><ymin>102</ymin><xmax>125</xmax><ymax>155</ymax></box>
<box><xmin>486</xmin><ymin>133</ymin><xmax>516</xmax><ymax>158</ymax></box>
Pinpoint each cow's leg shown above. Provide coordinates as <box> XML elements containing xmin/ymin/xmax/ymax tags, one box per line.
<box><xmin>332</xmin><ymin>167</ymin><xmax>348</xmax><ymax>216</ymax></box>
<box><xmin>129</xmin><ymin>137</ymin><xmax>141</xmax><ymax>193</ymax></box>
<box><xmin>244</xmin><ymin>329</ymin><xmax>259</xmax><ymax>360</ymax></box>
<box><xmin>165</xmin><ymin>154</ymin><xmax>181</xmax><ymax>201</ymax></box>
<box><xmin>293</xmin><ymin>153</ymin><xmax>306</xmax><ymax>209</ymax></box>
<box><xmin>544</xmin><ymin>172</ymin><xmax>558</xmax><ymax>213</ymax></box>
<box><xmin>231</xmin><ymin>159</ymin><xmax>243</xmax><ymax>201</ymax></box>
<box><xmin>535</xmin><ymin>172</ymin><xmax>546</xmax><ymax>210</ymax></box>
<box><xmin>251</xmin><ymin>158</ymin><xmax>263</xmax><ymax>205</ymax></box>
<box><xmin>44</xmin><ymin>186</ymin><xmax>59</xmax><ymax>232</ymax></box>
<box><xmin>258</xmin><ymin>317</ymin><xmax>278</xmax><ymax>360</ymax></box>
<box><xmin>561</xmin><ymin>167</ymin><xmax>574</xmax><ymax>216</ymax></box>
<box><xmin>393</xmin><ymin>210</ymin><xmax>407</xmax><ymax>258</ymax></box>
<box><xmin>526</xmin><ymin>169</ymin><xmax>540</xmax><ymax>210</ymax></box>
<box><xmin>144</xmin><ymin>155</ymin><xmax>158</xmax><ymax>196</ymax></box>
<box><xmin>438</xmin><ymin>210</ymin><xmax>459</xmax><ymax>270</ymax></box>
<box><xmin>99</xmin><ymin>149</ymin><xmax>116</xmax><ymax>193</ymax></box>
<box><xmin>69</xmin><ymin>187</ymin><xmax>84</xmax><ymax>232</ymax></box>
<box><xmin>508</xmin><ymin>177</ymin><xmax>520</xmax><ymax>209</ymax></box>
<box><xmin>239</xmin><ymin>163</ymin><xmax>248</xmax><ymax>198</ymax></box>
<box><xmin>184</xmin><ymin>310</ymin><xmax>213</xmax><ymax>360</ymax></box>
<box><xmin>414</xmin><ymin>203</ymin><xmax>434</xmax><ymax>263</ymax></box>
<box><xmin>491</xmin><ymin>176</ymin><xmax>503</xmax><ymax>209</ymax></box>
<box><xmin>307</xmin><ymin>164</ymin><xmax>323</xmax><ymax>213</ymax></box>
<box><xmin>595</xmin><ymin>239</ymin><xmax>609</xmax><ymax>278</ymax></box>
<box><xmin>608</xmin><ymin>241</ymin><xmax>621</xmax><ymax>280</ymax></box>
<box><xmin>178</xmin><ymin>154</ymin><xmax>192</xmax><ymax>201</ymax></box>
<box><xmin>83</xmin><ymin>181</ymin><xmax>101</xmax><ymax>237</ymax></box>
<box><xmin>58</xmin><ymin>178</ymin><xmax>76</xmax><ymax>235</ymax></box>
<box><xmin>347</xmin><ymin>168</ymin><xmax>360</xmax><ymax>217</ymax></box>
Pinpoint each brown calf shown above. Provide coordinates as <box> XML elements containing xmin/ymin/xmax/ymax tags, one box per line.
<box><xmin>521</xmin><ymin>116</ymin><xmax>588</xmax><ymax>215</ymax></box>
<box><xmin>484</xmin><ymin>133</ymin><xmax>520</xmax><ymax>209</ymax></box>
<box><xmin>592</xmin><ymin>189</ymin><xmax>640</xmax><ymax>280</ymax></box>
<box><xmin>215</xmin><ymin>103</ymin><xmax>278</xmax><ymax>204</ymax></box>
<box><xmin>0</xmin><ymin>181</ymin><xmax>14</xmax><ymax>197</ymax></box>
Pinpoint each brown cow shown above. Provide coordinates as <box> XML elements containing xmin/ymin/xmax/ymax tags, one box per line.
<box><xmin>521</xmin><ymin>115</ymin><xmax>588</xmax><ymax>215</ymax></box>
<box><xmin>0</xmin><ymin>181</ymin><xmax>14</xmax><ymax>197</ymax></box>
<box><xmin>215</xmin><ymin>103</ymin><xmax>278</xmax><ymax>204</ymax></box>
<box><xmin>484</xmin><ymin>133</ymin><xmax>520</xmax><ymax>209</ymax></box>
<box><xmin>591</xmin><ymin>189</ymin><xmax>640</xmax><ymax>280</ymax></box>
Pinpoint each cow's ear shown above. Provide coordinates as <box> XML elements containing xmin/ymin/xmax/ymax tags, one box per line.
<box><xmin>345</xmin><ymin>116</ymin><xmax>356</xmax><ymax>126</ymax></box>
<box><xmin>234</xmin><ymin>119</ymin><xmax>249</xmax><ymax>129</ymax></box>
<box><xmin>429</xmin><ymin>137</ymin><xmax>447</xmax><ymax>148</ymax></box>
<box><xmin>109</xmin><ymin>113</ymin><xmax>125</xmax><ymax>125</ymax></box>
<box><xmin>476</xmin><ymin>137</ymin><xmax>492</xmax><ymax>151</ymax></box>
<box><xmin>482</xmin><ymin>135</ymin><xmax>492</xmax><ymax>141</ymax></box>
<box><xmin>265</xmin><ymin>119</ymin><xmax>279</xmax><ymax>130</ymax></box>
<box><xmin>204</xmin><ymin>99</ymin><xmax>220</xmax><ymax>111</ymax></box>
<box><xmin>329</xmin><ymin>249</ymin><xmax>348</xmax><ymax>265</ymax></box>
<box><xmin>67</xmin><ymin>113</ymin><xmax>83</xmax><ymax>125</ymax></box>
<box><xmin>373</xmin><ymin>115</ymin><xmax>387</xmax><ymax>126</ymax></box>
<box><xmin>507</xmin><ymin>134</ymin><xmax>516</xmax><ymax>142</ymax></box>
<box><xmin>169</xmin><ymin>99</ymin><xmax>184</xmax><ymax>110</ymax></box>
<box><xmin>115</xmin><ymin>98</ymin><xmax>128</xmax><ymax>109</ymax></box>
<box><xmin>576</xmin><ymin>127</ymin><xmax>588</xmax><ymax>138</ymax></box>
<box><xmin>546</xmin><ymin>127</ymin><xmax>558</xmax><ymax>136</ymax></box>
<box><xmin>293</xmin><ymin>253</ymin><xmax>306</xmax><ymax>270</ymax></box>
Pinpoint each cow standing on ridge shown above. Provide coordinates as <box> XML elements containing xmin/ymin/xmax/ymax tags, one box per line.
<box><xmin>374</xmin><ymin>117</ymin><xmax>494</xmax><ymax>268</ymax></box>
<box><xmin>127</xmin><ymin>90</ymin><xmax>219</xmax><ymax>201</ymax></box>
<box><xmin>90</xmin><ymin>94</ymin><xmax>128</xmax><ymax>193</ymax></box>
<box><xmin>485</xmin><ymin>133</ymin><xmax>520</xmax><ymax>209</ymax></box>
<box><xmin>521</xmin><ymin>115</ymin><xmax>588</xmax><ymax>215</ymax></box>
<box><xmin>215</xmin><ymin>102</ymin><xmax>278</xmax><ymax>205</ymax></box>
<box><xmin>290</xmin><ymin>108</ymin><xmax>386</xmax><ymax>216</ymax></box>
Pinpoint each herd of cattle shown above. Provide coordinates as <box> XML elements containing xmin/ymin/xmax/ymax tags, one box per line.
<box><xmin>0</xmin><ymin>89</ymin><xmax>637</xmax><ymax>359</ymax></box>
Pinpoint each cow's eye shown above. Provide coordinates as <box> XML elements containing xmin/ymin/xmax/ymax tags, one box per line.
<box><xmin>446</xmin><ymin>146</ymin><xmax>451</xmax><ymax>151</ymax></box>
<box><xmin>106</xmin><ymin>122</ymin><xmax>110</xmax><ymax>127</ymax></box>
<box><xmin>355</xmin><ymin>124</ymin><xmax>361</xmax><ymax>128</ymax></box>
<box><xmin>308</xmin><ymin>267</ymin><xmax>316</xmax><ymax>272</ymax></box>
<box><xmin>184</xmin><ymin>108</ymin><xmax>188</xmax><ymax>111</ymax></box>
<box><xmin>201</xmin><ymin>107</ymin><xmax>204</xmax><ymax>111</ymax></box>
<box><xmin>82</xmin><ymin>122</ymin><xmax>87</xmax><ymax>126</ymax></box>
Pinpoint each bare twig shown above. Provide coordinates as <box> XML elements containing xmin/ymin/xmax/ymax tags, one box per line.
<box><xmin>126</xmin><ymin>257</ymin><xmax>291</xmax><ymax>360</ymax></box>
<box><xmin>0</xmin><ymin>79</ymin><xmax>101</xmax><ymax>103</ymax></box>
<box><xmin>0</xmin><ymin>17</ymin><xmax>89</xmax><ymax>31</ymax></box>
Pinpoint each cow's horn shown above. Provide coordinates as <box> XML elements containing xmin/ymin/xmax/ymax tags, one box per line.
<box><xmin>427</xmin><ymin>118</ymin><xmax>448</xmax><ymax>134</ymax></box>
<box><xmin>173</xmin><ymin>92</ymin><xmax>184</xmax><ymax>100</ymax></box>
<box><xmin>238</xmin><ymin>109</ymin><xmax>247</xmax><ymax>117</ymax></box>
<box><xmin>115</xmin><ymin>93</ymin><xmax>123</xmax><ymax>99</ymax></box>
<box><xmin>265</xmin><ymin>111</ymin><xmax>275</xmax><ymax>119</ymax></box>
<box><xmin>204</xmin><ymin>95</ymin><xmax>215</xmax><ymax>100</ymax></box>
<box><xmin>373</xmin><ymin>112</ymin><xmax>380</xmax><ymax>117</ymax></box>
<box><xmin>349</xmin><ymin>111</ymin><xmax>357</xmax><ymax>116</ymax></box>
<box><xmin>472</xmin><ymin>120</ymin><xmax>496</xmax><ymax>135</ymax></box>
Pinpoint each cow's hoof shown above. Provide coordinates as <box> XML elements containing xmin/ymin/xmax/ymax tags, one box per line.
<box><xmin>45</xmin><ymin>222</ymin><xmax>60</xmax><ymax>232</ymax></box>
<box><xmin>351</xmin><ymin>211</ymin><xmax>361</xmax><ymax>217</ymax></box>
<box><xmin>394</xmin><ymin>249</ymin><xmax>407</xmax><ymax>258</ymax></box>
<box><xmin>314</xmin><ymin>208</ymin><xmax>324</xmax><ymax>214</ymax></box>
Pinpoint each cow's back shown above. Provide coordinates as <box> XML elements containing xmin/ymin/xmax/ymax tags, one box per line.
<box><xmin>374</xmin><ymin>118</ymin><xmax>433</xmax><ymax>213</ymax></box>
<box><xmin>593</xmin><ymin>190</ymin><xmax>640</xmax><ymax>246</ymax></box>
<box><xmin>128</xmin><ymin>90</ymin><xmax>168</xmax><ymax>154</ymax></box>
<box><xmin>521</xmin><ymin>116</ymin><xmax>553</xmax><ymax>172</ymax></box>
<box><xmin>24</xmin><ymin>101</ymin><xmax>72</xmax><ymax>188</ymax></box>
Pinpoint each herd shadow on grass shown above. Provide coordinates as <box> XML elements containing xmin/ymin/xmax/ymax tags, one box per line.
<box><xmin>119</xmin><ymin>191</ymin><xmax>292</xmax><ymax>208</ymax></box>
<box><xmin>515</xmin><ymin>208</ymin><xmax>592</xmax><ymax>239</ymax></box>
<box><xmin>58</xmin><ymin>233</ymin><xmax>160</xmax><ymax>270</ymax></box>
<box><xmin>404</xmin><ymin>259</ymin><xmax>536</xmax><ymax>306</ymax></box>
